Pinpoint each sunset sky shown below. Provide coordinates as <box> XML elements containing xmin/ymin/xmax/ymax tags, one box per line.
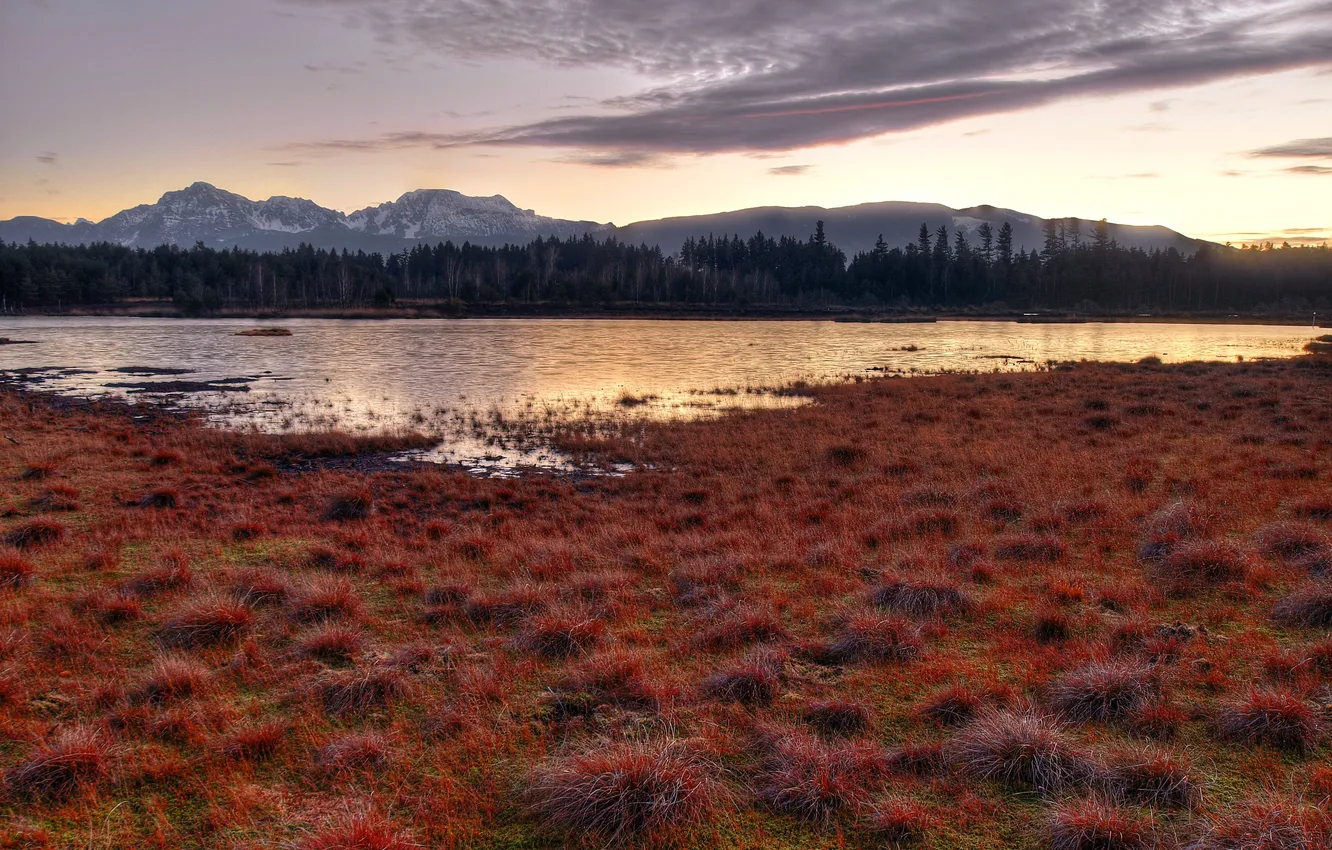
<box><xmin>2</xmin><ymin>0</ymin><xmax>1330</xmax><ymax>244</ymax></box>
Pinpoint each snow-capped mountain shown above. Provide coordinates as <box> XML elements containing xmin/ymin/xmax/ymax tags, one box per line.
<box><xmin>0</xmin><ymin>183</ymin><xmax>1206</xmax><ymax>255</ymax></box>
<box><xmin>346</xmin><ymin>189</ymin><xmax>596</xmax><ymax>242</ymax></box>
<box><xmin>0</xmin><ymin>183</ymin><xmax>608</xmax><ymax>251</ymax></box>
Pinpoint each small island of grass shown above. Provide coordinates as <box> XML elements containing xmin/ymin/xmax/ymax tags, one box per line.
<box><xmin>234</xmin><ymin>327</ymin><xmax>292</xmax><ymax>337</ymax></box>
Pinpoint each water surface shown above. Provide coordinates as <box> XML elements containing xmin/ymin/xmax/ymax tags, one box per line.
<box><xmin>1</xmin><ymin>317</ymin><xmax>1316</xmax><ymax>469</ymax></box>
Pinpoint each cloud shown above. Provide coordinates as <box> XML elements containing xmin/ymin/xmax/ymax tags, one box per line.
<box><xmin>285</xmin><ymin>0</ymin><xmax>1332</xmax><ymax>157</ymax></box>
<box><xmin>768</xmin><ymin>164</ymin><xmax>812</xmax><ymax>176</ymax></box>
<box><xmin>1286</xmin><ymin>164</ymin><xmax>1332</xmax><ymax>174</ymax></box>
<box><xmin>267</xmin><ymin>161</ymin><xmax>303</xmax><ymax>167</ymax></box>
<box><xmin>1249</xmin><ymin>136</ymin><xmax>1332</xmax><ymax>158</ymax></box>
<box><xmin>554</xmin><ymin>150</ymin><xmax>670</xmax><ymax>167</ymax></box>
<box><xmin>35</xmin><ymin>151</ymin><xmax>57</xmax><ymax>165</ymax></box>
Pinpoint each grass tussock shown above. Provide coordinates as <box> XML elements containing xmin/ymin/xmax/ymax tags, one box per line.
<box><xmin>2</xmin><ymin>357</ymin><xmax>1331</xmax><ymax>847</ymax></box>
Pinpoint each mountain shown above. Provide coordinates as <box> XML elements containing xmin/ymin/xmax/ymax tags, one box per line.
<box><xmin>0</xmin><ymin>183</ymin><xmax>608</xmax><ymax>252</ymax></box>
<box><xmin>0</xmin><ymin>183</ymin><xmax>1205</xmax><ymax>256</ymax></box>
<box><xmin>614</xmin><ymin>201</ymin><xmax>1205</xmax><ymax>257</ymax></box>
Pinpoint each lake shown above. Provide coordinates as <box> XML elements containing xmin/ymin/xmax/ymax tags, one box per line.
<box><xmin>0</xmin><ymin>316</ymin><xmax>1318</xmax><ymax>470</ymax></box>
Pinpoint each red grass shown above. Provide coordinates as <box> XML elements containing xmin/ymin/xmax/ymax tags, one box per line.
<box><xmin>0</xmin><ymin>551</ymin><xmax>35</xmax><ymax>589</ymax></box>
<box><xmin>525</xmin><ymin>741</ymin><xmax>723</xmax><ymax>845</ymax></box>
<box><xmin>4</xmin><ymin>726</ymin><xmax>110</xmax><ymax>802</ymax></box>
<box><xmin>300</xmin><ymin>814</ymin><xmax>415</xmax><ymax>850</ymax></box>
<box><xmin>1127</xmin><ymin>701</ymin><xmax>1187</xmax><ymax>741</ymax></box>
<box><xmin>1049</xmin><ymin>660</ymin><xmax>1158</xmax><ymax>723</ymax></box>
<box><xmin>157</xmin><ymin>597</ymin><xmax>255</xmax><ymax>648</ymax></box>
<box><xmin>138</xmin><ymin>488</ymin><xmax>180</xmax><ymax>509</ymax></box>
<box><xmin>869</xmin><ymin>796</ymin><xmax>934</xmax><ymax>846</ymax></box>
<box><xmin>1137</xmin><ymin>501</ymin><xmax>1209</xmax><ymax>562</ymax></box>
<box><xmin>1048</xmin><ymin>797</ymin><xmax>1155</xmax><ymax>850</ymax></box>
<box><xmin>224</xmin><ymin>721</ymin><xmax>286</xmax><ymax>762</ymax></box>
<box><xmin>135</xmin><ymin>656</ymin><xmax>209</xmax><ymax>704</ymax></box>
<box><xmin>3</xmin><ymin>519</ymin><xmax>64</xmax><ymax>551</ymax></box>
<box><xmin>290</xmin><ymin>577</ymin><xmax>363</xmax><ymax>623</ymax></box>
<box><xmin>944</xmin><ymin>708</ymin><xmax>1097</xmax><ymax>794</ymax></box>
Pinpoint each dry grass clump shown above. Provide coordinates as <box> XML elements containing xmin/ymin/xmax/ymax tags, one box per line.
<box><xmin>229</xmin><ymin>567</ymin><xmax>291</xmax><ymax>607</ymax></box>
<box><xmin>1049</xmin><ymin>796</ymin><xmax>1156</xmax><ymax>850</ymax></box>
<box><xmin>868</xmin><ymin>796</ymin><xmax>934</xmax><ymax>846</ymax></box>
<box><xmin>135</xmin><ymin>655</ymin><xmax>209</xmax><ymax>704</ymax></box>
<box><xmin>4</xmin><ymin>519</ymin><xmax>64</xmax><ymax>551</ymax></box>
<box><xmin>290</xmin><ymin>577</ymin><xmax>363</xmax><ymax>623</ymax></box>
<box><xmin>223</xmin><ymin>721</ymin><xmax>286</xmax><ymax>762</ymax></box>
<box><xmin>702</xmin><ymin>650</ymin><xmax>783</xmax><ymax>706</ymax></box>
<box><xmin>515</xmin><ymin>609</ymin><xmax>605</xmax><ymax>658</ymax></box>
<box><xmin>945</xmin><ymin>708</ymin><xmax>1097</xmax><ymax>794</ymax></box>
<box><xmin>994</xmin><ymin>534</ymin><xmax>1066</xmax><ymax>563</ymax></box>
<box><xmin>1254</xmin><ymin>521</ymin><xmax>1329</xmax><ymax>561</ymax></box>
<box><xmin>324</xmin><ymin>490</ymin><xmax>373</xmax><ymax>521</ymax></box>
<box><xmin>314</xmin><ymin>732</ymin><xmax>394</xmax><ymax>775</ymax></box>
<box><xmin>157</xmin><ymin>597</ymin><xmax>255</xmax><ymax>648</ymax></box>
<box><xmin>318</xmin><ymin>666</ymin><xmax>407</xmax><ymax>717</ymax></box>
<box><xmin>755</xmin><ymin>731</ymin><xmax>886</xmax><ymax>827</ymax></box>
<box><xmin>298</xmin><ymin>624</ymin><xmax>365</xmax><ymax>665</ymax></box>
<box><xmin>1185</xmin><ymin>798</ymin><xmax>1331</xmax><ymax>850</ymax></box>
<box><xmin>1049</xmin><ymin>660</ymin><xmax>1159</xmax><ymax>722</ymax></box>
<box><xmin>804</xmin><ymin>700</ymin><xmax>873</xmax><ymax>737</ymax></box>
<box><xmin>1215</xmin><ymin>689</ymin><xmax>1324</xmax><ymax>752</ymax></box>
<box><xmin>1100</xmin><ymin>745</ymin><xmax>1201</xmax><ymax>809</ymax></box>
<box><xmin>1138</xmin><ymin>501</ymin><xmax>1209</xmax><ymax>562</ymax></box>
<box><xmin>1271</xmin><ymin>581</ymin><xmax>1332</xmax><ymax>627</ymax></box>
<box><xmin>1151</xmin><ymin>539</ymin><xmax>1250</xmax><ymax>595</ymax></box>
<box><xmin>525</xmin><ymin>741</ymin><xmax>724</xmax><ymax>845</ymax></box>
<box><xmin>4</xmin><ymin>726</ymin><xmax>110</xmax><ymax>802</ymax></box>
<box><xmin>559</xmin><ymin>648</ymin><xmax>663</xmax><ymax>710</ymax></box>
<box><xmin>696</xmin><ymin>600</ymin><xmax>789</xmax><ymax>649</ymax></box>
<box><xmin>464</xmin><ymin>583</ymin><xmax>548</xmax><ymax>627</ymax></box>
<box><xmin>122</xmin><ymin>551</ymin><xmax>193</xmax><ymax>597</ymax></box>
<box><xmin>0</xmin><ymin>550</ymin><xmax>35</xmax><ymax>589</ymax></box>
<box><xmin>826</xmin><ymin>613</ymin><xmax>923</xmax><ymax>664</ymax></box>
<box><xmin>871</xmin><ymin>577</ymin><xmax>975</xmax><ymax>619</ymax></box>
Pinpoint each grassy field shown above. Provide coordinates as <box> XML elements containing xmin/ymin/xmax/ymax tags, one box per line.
<box><xmin>1</xmin><ymin>352</ymin><xmax>1330</xmax><ymax>848</ymax></box>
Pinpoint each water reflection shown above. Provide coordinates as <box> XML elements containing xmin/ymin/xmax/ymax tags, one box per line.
<box><xmin>0</xmin><ymin>317</ymin><xmax>1316</xmax><ymax>470</ymax></box>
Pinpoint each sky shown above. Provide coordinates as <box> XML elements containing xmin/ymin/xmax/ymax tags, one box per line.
<box><xmin>1</xmin><ymin>0</ymin><xmax>1330</xmax><ymax>244</ymax></box>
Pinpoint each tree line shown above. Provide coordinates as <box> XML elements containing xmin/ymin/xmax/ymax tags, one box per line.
<box><xmin>1</xmin><ymin>220</ymin><xmax>1329</xmax><ymax>314</ymax></box>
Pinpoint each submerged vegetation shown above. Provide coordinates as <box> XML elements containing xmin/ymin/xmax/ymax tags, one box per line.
<box><xmin>1</xmin><ymin>351</ymin><xmax>1331</xmax><ymax>847</ymax></box>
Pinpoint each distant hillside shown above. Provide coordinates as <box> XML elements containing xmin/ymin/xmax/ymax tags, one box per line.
<box><xmin>0</xmin><ymin>183</ymin><xmax>1206</xmax><ymax>256</ymax></box>
<box><xmin>612</xmin><ymin>202</ymin><xmax>1205</xmax><ymax>257</ymax></box>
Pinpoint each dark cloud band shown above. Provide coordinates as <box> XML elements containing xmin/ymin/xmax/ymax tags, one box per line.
<box><xmin>285</xmin><ymin>0</ymin><xmax>1332</xmax><ymax>157</ymax></box>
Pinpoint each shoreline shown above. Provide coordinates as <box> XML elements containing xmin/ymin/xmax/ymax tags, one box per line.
<box><xmin>2</xmin><ymin>302</ymin><xmax>1325</xmax><ymax>326</ymax></box>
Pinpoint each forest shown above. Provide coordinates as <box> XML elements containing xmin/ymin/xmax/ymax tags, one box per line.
<box><xmin>1</xmin><ymin>219</ymin><xmax>1329</xmax><ymax>315</ymax></box>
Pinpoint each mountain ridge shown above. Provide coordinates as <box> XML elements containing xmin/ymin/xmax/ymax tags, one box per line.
<box><xmin>0</xmin><ymin>183</ymin><xmax>1207</xmax><ymax>257</ymax></box>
